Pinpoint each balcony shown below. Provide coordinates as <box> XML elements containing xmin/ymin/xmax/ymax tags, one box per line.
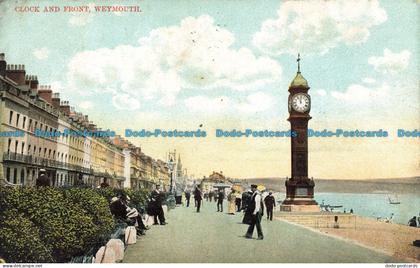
<box><xmin>2</xmin><ymin>152</ymin><xmax>93</xmax><ymax>174</ymax></box>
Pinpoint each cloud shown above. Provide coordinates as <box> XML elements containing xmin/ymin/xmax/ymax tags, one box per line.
<box><xmin>112</xmin><ymin>94</ymin><xmax>141</xmax><ymax>110</ymax></box>
<box><xmin>33</xmin><ymin>47</ymin><xmax>50</xmax><ymax>60</ymax></box>
<box><xmin>67</xmin><ymin>15</ymin><xmax>282</xmax><ymax>110</ymax></box>
<box><xmin>236</xmin><ymin>92</ymin><xmax>274</xmax><ymax>113</ymax></box>
<box><xmin>362</xmin><ymin>77</ymin><xmax>376</xmax><ymax>84</ymax></box>
<box><xmin>79</xmin><ymin>100</ymin><xmax>94</xmax><ymax>110</ymax></box>
<box><xmin>368</xmin><ymin>48</ymin><xmax>411</xmax><ymax>74</ymax></box>
<box><xmin>184</xmin><ymin>92</ymin><xmax>274</xmax><ymax>114</ymax></box>
<box><xmin>184</xmin><ymin>95</ymin><xmax>232</xmax><ymax>114</ymax></box>
<box><xmin>331</xmin><ymin>83</ymin><xmax>388</xmax><ymax>103</ymax></box>
<box><xmin>253</xmin><ymin>0</ymin><xmax>387</xmax><ymax>56</ymax></box>
<box><xmin>315</xmin><ymin>89</ymin><xmax>327</xmax><ymax>96</ymax></box>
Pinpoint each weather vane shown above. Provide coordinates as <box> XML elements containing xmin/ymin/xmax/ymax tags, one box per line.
<box><xmin>297</xmin><ymin>53</ymin><xmax>301</xmax><ymax>73</ymax></box>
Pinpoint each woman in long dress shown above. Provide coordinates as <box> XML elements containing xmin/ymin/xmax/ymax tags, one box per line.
<box><xmin>228</xmin><ymin>189</ymin><xmax>236</xmax><ymax>214</ymax></box>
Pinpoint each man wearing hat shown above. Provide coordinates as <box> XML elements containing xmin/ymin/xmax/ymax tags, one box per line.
<box><xmin>245</xmin><ymin>184</ymin><xmax>264</xmax><ymax>240</ymax></box>
<box><xmin>150</xmin><ymin>184</ymin><xmax>166</xmax><ymax>225</ymax></box>
<box><xmin>36</xmin><ymin>169</ymin><xmax>50</xmax><ymax>187</ymax></box>
<box><xmin>216</xmin><ymin>188</ymin><xmax>225</xmax><ymax>212</ymax></box>
<box><xmin>264</xmin><ymin>192</ymin><xmax>276</xmax><ymax>221</ymax></box>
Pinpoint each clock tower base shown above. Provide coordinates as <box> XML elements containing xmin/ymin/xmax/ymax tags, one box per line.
<box><xmin>280</xmin><ymin>178</ymin><xmax>320</xmax><ymax>212</ymax></box>
<box><xmin>279</xmin><ymin>204</ymin><xmax>320</xmax><ymax>212</ymax></box>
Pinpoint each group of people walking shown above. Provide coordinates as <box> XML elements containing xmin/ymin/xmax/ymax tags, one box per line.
<box><xmin>183</xmin><ymin>184</ymin><xmax>278</xmax><ymax>240</ymax></box>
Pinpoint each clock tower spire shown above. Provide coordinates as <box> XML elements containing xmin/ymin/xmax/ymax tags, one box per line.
<box><xmin>280</xmin><ymin>54</ymin><xmax>320</xmax><ymax>212</ymax></box>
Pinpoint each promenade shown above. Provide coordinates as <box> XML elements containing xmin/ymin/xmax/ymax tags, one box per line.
<box><xmin>124</xmin><ymin>201</ymin><xmax>401</xmax><ymax>263</ymax></box>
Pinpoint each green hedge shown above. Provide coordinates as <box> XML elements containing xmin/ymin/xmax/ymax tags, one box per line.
<box><xmin>0</xmin><ymin>186</ymin><xmax>150</xmax><ymax>263</ymax></box>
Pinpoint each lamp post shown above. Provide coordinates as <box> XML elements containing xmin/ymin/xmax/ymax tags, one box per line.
<box><xmin>168</xmin><ymin>157</ymin><xmax>175</xmax><ymax>193</ymax></box>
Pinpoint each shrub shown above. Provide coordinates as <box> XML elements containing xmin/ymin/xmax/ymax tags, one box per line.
<box><xmin>0</xmin><ymin>209</ymin><xmax>53</xmax><ymax>263</ymax></box>
<box><xmin>96</xmin><ymin>187</ymin><xmax>117</xmax><ymax>203</ymax></box>
<box><xmin>0</xmin><ymin>185</ymin><xmax>151</xmax><ymax>263</ymax></box>
<box><xmin>0</xmin><ymin>186</ymin><xmax>112</xmax><ymax>262</ymax></box>
<box><xmin>124</xmin><ymin>188</ymin><xmax>150</xmax><ymax>210</ymax></box>
<box><xmin>63</xmin><ymin>187</ymin><xmax>114</xmax><ymax>238</ymax></box>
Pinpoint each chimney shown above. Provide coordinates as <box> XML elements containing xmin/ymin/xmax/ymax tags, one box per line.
<box><xmin>0</xmin><ymin>53</ymin><xmax>6</xmax><ymax>77</ymax></box>
<box><xmin>60</xmin><ymin>100</ymin><xmax>70</xmax><ymax>116</ymax></box>
<box><xmin>25</xmin><ymin>75</ymin><xmax>39</xmax><ymax>95</ymax></box>
<box><xmin>38</xmin><ymin>85</ymin><xmax>53</xmax><ymax>104</ymax></box>
<box><xmin>6</xmin><ymin>64</ymin><xmax>26</xmax><ymax>85</ymax></box>
<box><xmin>52</xmin><ymin>92</ymin><xmax>60</xmax><ymax>109</ymax></box>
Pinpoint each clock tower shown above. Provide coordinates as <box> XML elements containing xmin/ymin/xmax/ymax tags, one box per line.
<box><xmin>280</xmin><ymin>55</ymin><xmax>319</xmax><ymax>212</ymax></box>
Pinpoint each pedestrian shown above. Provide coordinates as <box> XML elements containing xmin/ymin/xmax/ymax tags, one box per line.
<box><xmin>408</xmin><ymin>216</ymin><xmax>417</xmax><ymax>227</ymax></box>
<box><xmin>209</xmin><ymin>191</ymin><xmax>214</xmax><ymax>202</ymax></box>
<box><xmin>185</xmin><ymin>190</ymin><xmax>191</xmax><ymax>207</ymax></box>
<box><xmin>150</xmin><ymin>184</ymin><xmax>167</xmax><ymax>225</ymax></box>
<box><xmin>35</xmin><ymin>169</ymin><xmax>50</xmax><ymax>187</ymax></box>
<box><xmin>100</xmin><ymin>178</ymin><xmax>110</xmax><ymax>188</ymax></box>
<box><xmin>350</xmin><ymin>208</ymin><xmax>354</xmax><ymax>214</ymax></box>
<box><xmin>245</xmin><ymin>184</ymin><xmax>264</xmax><ymax>240</ymax></box>
<box><xmin>241</xmin><ymin>190</ymin><xmax>252</xmax><ymax>212</ymax></box>
<box><xmin>228</xmin><ymin>189</ymin><xmax>236</xmax><ymax>215</ymax></box>
<box><xmin>217</xmin><ymin>188</ymin><xmax>224</xmax><ymax>212</ymax></box>
<box><xmin>235</xmin><ymin>191</ymin><xmax>242</xmax><ymax>212</ymax></box>
<box><xmin>194</xmin><ymin>186</ymin><xmax>203</xmax><ymax>212</ymax></box>
<box><xmin>264</xmin><ymin>192</ymin><xmax>276</xmax><ymax>221</ymax></box>
<box><xmin>175</xmin><ymin>188</ymin><xmax>183</xmax><ymax>206</ymax></box>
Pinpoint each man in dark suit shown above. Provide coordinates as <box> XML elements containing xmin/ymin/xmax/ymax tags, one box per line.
<box><xmin>150</xmin><ymin>185</ymin><xmax>166</xmax><ymax>225</ymax></box>
<box><xmin>264</xmin><ymin>192</ymin><xmax>276</xmax><ymax>221</ymax></box>
<box><xmin>217</xmin><ymin>189</ymin><xmax>224</xmax><ymax>212</ymax></box>
<box><xmin>245</xmin><ymin>184</ymin><xmax>264</xmax><ymax>240</ymax></box>
<box><xmin>194</xmin><ymin>186</ymin><xmax>202</xmax><ymax>212</ymax></box>
<box><xmin>185</xmin><ymin>190</ymin><xmax>191</xmax><ymax>207</ymax></box>
<box><xmin>35</xmin><ymin>169</ymin><xmax>50</xmax><ymax>187</ymax></box>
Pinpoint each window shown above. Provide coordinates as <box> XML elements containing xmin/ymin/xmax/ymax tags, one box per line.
<box><xmin>28</xmin><ymin>145</ymin><xmax>31</xmax><ymax>155</ymax></box>
<box><xmin>38</xmin><ymin>147</ymin><xmax>41</xmax><ymax>156</ymax></box>
<box><xmin>7</xmin><ymin>139</ymin><xmax>11</xmax><ymax>153</ymax></box>
<box><xmin>13</xmin><ymin>168</ymin><xmax>17</xmax><ymax>184</ymax></box>
<box><xmin>16</xmin><ymin>114</ymin><xmax>20</xmax><ymax>127</ymax></box>
<box><xmin>20</xmin><ymin>169</ymin><xmax>25</xmax><ymax>184</ymax></box>
<box><xmin>22</xmin><ymin>117</ymin><xmax>26</xmax><ymax>129</ymax></box>
<box><xmin>33</xmin><ymin>146</ymin><xmax>36</xmax><ymax>154</ymax></box>
<box><xmin>44</xmin><ymin>148</ymin><xmax>47</xmax><ymax>157</ymax></box>
<box><xmin>48</xmin><ymin>149</ymin><xmax>51</xmax><ymax>158</ymax></box>
<box><xmin>6</xmin><ymin>167</ymin><xmax>11</xmax><ymax>182</ymax></box>
<box><xmin>40</xmin><ymin>123</ymin><xmax>43</xmax><ymax>131</ymax></box>
<box><xmin>28</xmin><ymin>119</ymin><xmax>32</xmax><ymax>131</ymax></box>
<box><xmin>21</xmin><ymin>142</ymin><xmax>25</xmax><ymax>154</ymax></box>
<box><xmin>9</xmin><ymin>111</ymin><xmax>13</xmax><ymax>125</ymax></box>
<box><xmin>15</xmin><ymin>141</ymin><xmax>18</xmax><ymax>153</ymax></box>
<box><xmin>34</xmin><ymin>121</ymin><xmax>38</xmax><ymax>131</ymax></box>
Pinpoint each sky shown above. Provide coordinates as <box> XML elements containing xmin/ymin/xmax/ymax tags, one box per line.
<box><xmin>0</xmin><ymin>0</ymin><xmax>418</xmax><ymax>179</ymax></box>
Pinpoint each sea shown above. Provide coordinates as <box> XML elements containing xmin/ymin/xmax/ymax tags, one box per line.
<box><xmin>273</xmin><ymin>192</ymin><xmax>420</xmax><ymax>225</ymax></box>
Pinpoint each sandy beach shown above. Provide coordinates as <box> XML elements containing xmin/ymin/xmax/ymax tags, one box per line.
<box><xmin>278</xmin><ymin>214</ymin><xmax>420</xmax><ymax>262</ymax></box>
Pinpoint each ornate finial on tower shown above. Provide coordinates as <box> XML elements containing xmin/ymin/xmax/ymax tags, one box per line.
<box><xmin>297</xmin><ymin>53</ymin><xmax>301</xmax><ymax>73</ymax></box>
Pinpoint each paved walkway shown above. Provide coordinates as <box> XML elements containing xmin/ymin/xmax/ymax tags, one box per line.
<box><xmin>124</xmin><ymin>201</ymin><xmax>401</xmax><ymax>263</ymax></box>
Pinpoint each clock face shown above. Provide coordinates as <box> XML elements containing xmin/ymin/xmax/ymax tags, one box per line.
<box><xmin>291</xmin><ymin>93</ymin><xmax>310</xmax><ymax>112</ymax></box>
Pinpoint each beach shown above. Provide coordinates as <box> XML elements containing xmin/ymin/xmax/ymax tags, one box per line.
<box><xmin>278</xmin><ymin>214</ymin><xmax>420</xmax><ymax>262</ymax></box>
